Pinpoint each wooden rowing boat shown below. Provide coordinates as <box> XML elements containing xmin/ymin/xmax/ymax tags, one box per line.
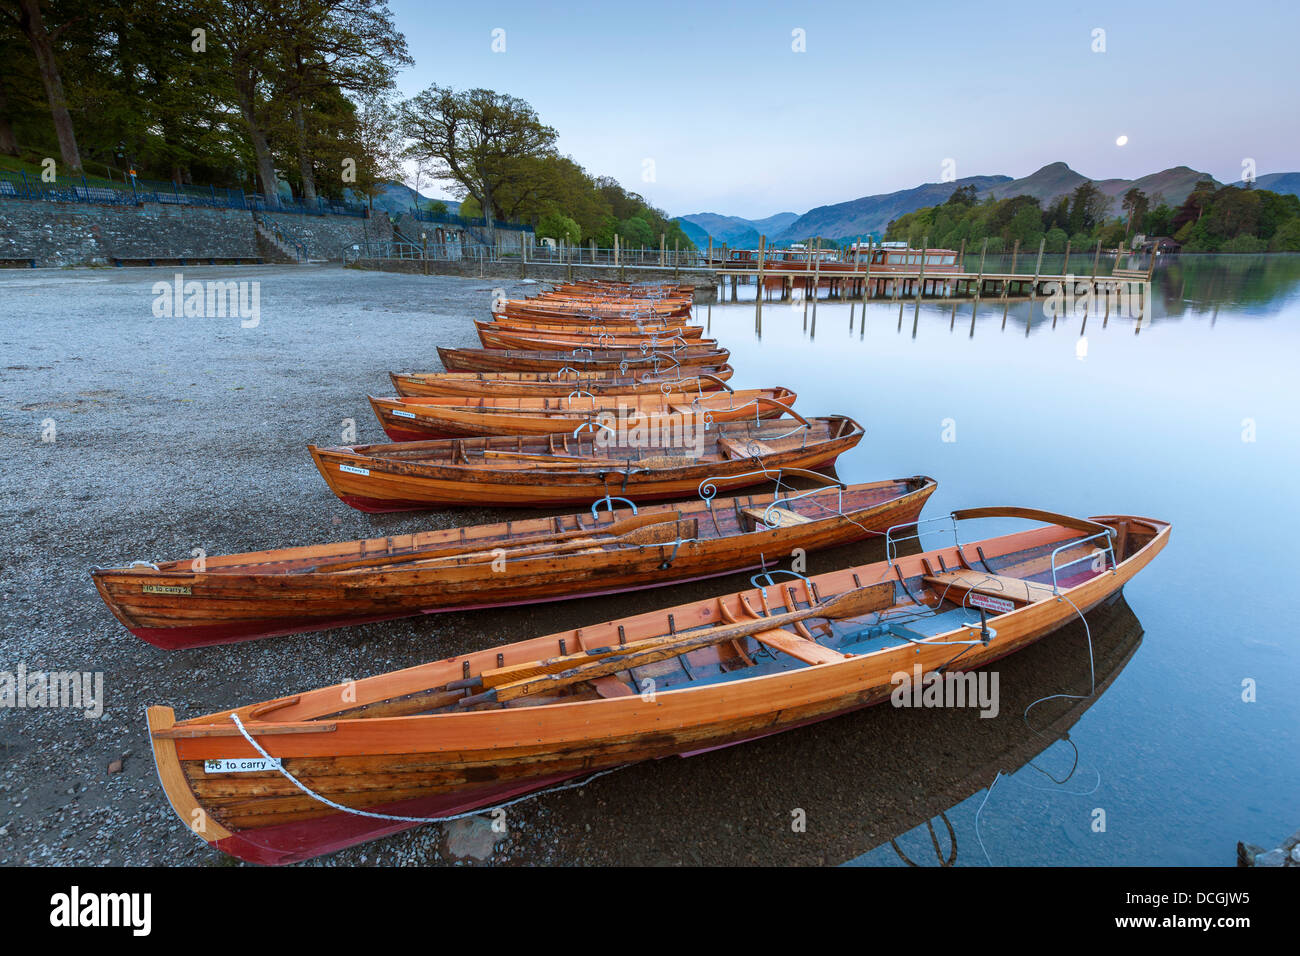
<box><xmin>437</xmin><ymin>346</ymin><xmax>731</xmax><ymax>373</ymax></box>
<box><xmin>146</xmin><ymin>508</ymin><xmax>1168</xmax><ymax>864</ymax></box>
<box><xmin>492</xmin><ymin>310</ymin><xmax>691</xmax><ymax>330</ymax></box>
<box><xmin>494</xmin><ymin>302</ymin><xmax>690</xmax><ymax>322</ymax></box>
<box><xmin>309</xmin><ymin>411</ymin><xmax>864</xmax><ymax>510</ymax></box>
<box><xmin>477</xmin><ymin>327</ymin><xmax>718</xmax><ymax>352</ymax></box>
<box><xmin>93</xmin><ymin>475</ymin><xmax>935</xmax><ymax>649</ymax></box>
<box><xmin>367</xmin><ymin>387</ymin><xmax>797</xmax><ymax>441</ymax></box>
<box><xmin>388</xmin><ymin>366</ymin><xmax>736</xmax><ymax>399</ymax></box>
<box><xmin>482</xmin><ymin>318</ymin><xmax>703</xmax><ymax>340</ymax></box>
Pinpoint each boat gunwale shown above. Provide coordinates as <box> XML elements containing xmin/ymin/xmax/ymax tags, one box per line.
<box><xmin>157</xmin><ymin>513</ymin><xmax>1169</xmax><ymax>748</ymax></box>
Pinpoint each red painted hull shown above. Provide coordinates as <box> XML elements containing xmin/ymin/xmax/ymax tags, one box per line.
<box><xmin>211</xmin><ymin>770</ymin><xmax>584</xmax><ymax>865</ymax></box>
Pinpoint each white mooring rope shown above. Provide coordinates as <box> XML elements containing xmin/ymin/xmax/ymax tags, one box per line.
<box><xmin>229</xmin><ymin>712</ymin><xmax>620</xmax><ymax>825</ymax></box>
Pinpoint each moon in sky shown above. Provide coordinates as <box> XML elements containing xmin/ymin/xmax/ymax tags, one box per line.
<box><xmin>1116</xmin><ymin>135</ymin><xmax>1129</xmax><ymax>146</ymax></box>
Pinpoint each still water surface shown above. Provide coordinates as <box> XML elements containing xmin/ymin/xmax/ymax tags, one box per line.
<box><xmin>698</xmin><ymin>254</ymin><xmax>1300</xmax><ymax>865</ymax></box>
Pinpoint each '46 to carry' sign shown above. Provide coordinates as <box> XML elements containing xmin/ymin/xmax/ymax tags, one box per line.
<box><xmin>204</xmin><ymin>757</ymin><xmax>282</xmax><ymax>773</ymax></box>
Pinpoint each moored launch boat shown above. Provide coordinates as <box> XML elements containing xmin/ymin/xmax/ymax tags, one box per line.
<box><xmin>367</xmin><ymin>387</ymin><xmax>797</xmax><ymax>441</ymax></box>
<box><xmin>388</xmin><ymin>366</ymin><xmax>736</xmax><ymax>399</ymax></box>
<box><xmin>309</xmin><ymin>411</ymin><xmax>864</xmax><ymax>510</ymax></box>
<box><xmin>93</xmin><ymin>474</ymin><xmax>935</xmax><ymax>649</ymax></box>
<box><xmin>437</xmin><ymin>345</ymin><xmax>731</xmax><ymax>373</ymax></box>
<box><xmin>146</xmin><ymin>508</ymin><xmax>1168</xmax><ymax>865</ymax></box>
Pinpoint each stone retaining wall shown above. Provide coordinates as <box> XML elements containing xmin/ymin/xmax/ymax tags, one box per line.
<box><xmin>0</xmin><ymin>199</ymin><xmax>261</xmax><ymax>266</ymax></box>
<box><xmin>0</xmin><ymin>198</ymin><xmax>395</xmax><ymax>266</ymax></box>
<box><xmin>266</xmin><ymin>212</ymin><xmax>393</xmax><ymax>261</ymax></box>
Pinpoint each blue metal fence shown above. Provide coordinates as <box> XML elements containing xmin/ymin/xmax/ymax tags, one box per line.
<box><xmin>0</xmin><ymin>169</ymin><xmax>366</xmax><ymax>217</ymax></box>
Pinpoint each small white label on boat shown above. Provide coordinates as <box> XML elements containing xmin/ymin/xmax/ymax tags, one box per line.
<box><xmin>969</xmin><ymin>593</ymin><xmax>1015</xmax><ymax>614</ymax></box>
<box><xmin>204</xmin><ymin>758</ymin><xmax>281</xmax><ymax>773</ymax></box>
<box><xmin>142</xmin><ymin>584</ymin><xmax>191</xmax><ymax>595</ymax></box>
<box><xmin>339</xmin><ymin>464</ymin><xmax>370</xmax><ymax>476</ymax></box>
<box><xmin>391</xmin><ymin>409</ymin><xmax>417</xmax><ymax>419</ymax></box>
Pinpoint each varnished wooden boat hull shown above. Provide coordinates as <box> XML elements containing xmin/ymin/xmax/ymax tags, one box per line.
<box><xmin>488</xmin><ymin>315</ymin><xmax>696</xmax><ymax>335</ymax></box>
<box><xmin>92</xmin><ymin>478</ymin><xmax>934</xmax><ymax>649</ymax></box>
<box><xmin>367</xmin><ymin>387</ymin><xmax>796</xmax><ymax>441</ymax></box>
<box><xmin>478</xmin><ymin>327</ymin><xmax>720</xmax><ymax>352</ymax></box>
<box><xmin>389</xmin><ymin>366</ymin><xmax>735</xmax><ymax>399</ymax></box>
<box><xmin>437</xmin><ymin>346</ymin><xmax>731</xmax><ymax>373</ymax></box>
<box><xmin>309</xmin><ymin>415</ymin><xmax>865</xmax><ymax>510</ymax></box>
<box><xmin>147</xmin><ymin>512</ymin><xmax>1169</xmax><ymax>864</ymax></box>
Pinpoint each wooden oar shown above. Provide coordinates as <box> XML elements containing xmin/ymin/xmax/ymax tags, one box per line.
<box><xmin>375</xmin><ymin>517</ymin><xmax>694</xmax><ymax>570</ymax></box>
<box><xmin>458</xmin><ymin>582</ymin><xmax>894</xmax><ymax>706</ymax></box>
<box><xmin>306</xmin><ymin>511</ymin><xmax>682</xmax><ymax>573</ymax></box>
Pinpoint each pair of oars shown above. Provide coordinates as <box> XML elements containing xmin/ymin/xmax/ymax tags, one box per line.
<box><xmin>306</xmin><ymin>510</ymin><xmax>684</xmax><ymax>574</ymax></box>
<box><xmin>456</xmin><ymin>582</ymin><xmax>894</xmax><ymax>707</ymax></box>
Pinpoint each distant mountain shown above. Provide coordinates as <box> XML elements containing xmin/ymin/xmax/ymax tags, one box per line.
<box><xmin>354</xmin><ymin>180</ymin><xmax>460</xmax><ymax>217</ymax></box>
<box><xmin>1234</xmin><ymin>172</ymin><xmax>1300</xmax><ymax>197</ymax></box>
<box><xmin>673</xmin><ymin>210</ymin><xmax>801</xmax><ymax>247</ymax></box>
<box><xmin>985</xmin><ymin>162</ymin><xmax>1219</xmax><ymax>212</ymax></box>
<box><xmin>776</xmin><ymin>175</ymin><xmax>1012</xmax><ymax>242</ymax></box>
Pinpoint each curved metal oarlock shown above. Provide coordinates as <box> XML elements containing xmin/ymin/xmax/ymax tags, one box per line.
<box><xmin>555</xmin><ymin>366</ymin><xmax>581</xmax><ymax>379</ymax></box>
<box><xmin>129</xmin><ymin>560</ymin><xmax>161</xmax><ymax>571</ymax></box>
<box><xmin>761</xmin><ymin>470</ymin><xmax>848</xmax><ymax>528</ymax></box>
<box><xmin>565</xmin><ymin>389</ymin><xmax>596</xmax><ymax>407</ymax></box>
<box><xmin>749</xmin><ymin>567</ymin><xmax>811</xmax><ymax>599</ymax></box>
<box><xmin>590</xmin><ymin>495</ymin><xmax>638</xmax><ymax>517</ymax></box>
<box><xmin>572</xmin><ymin>419</ymin><xmax>615</xmax><ymax>440</ymax></box>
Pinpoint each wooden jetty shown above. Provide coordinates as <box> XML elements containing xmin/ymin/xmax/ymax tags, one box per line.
<box><xmin>711</xmin><ymin>236</ymin><xmax>1157</xmax><ymax>304</ymax></box>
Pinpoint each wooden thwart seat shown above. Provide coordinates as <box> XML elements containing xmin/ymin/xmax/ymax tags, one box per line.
<box><xmin>753</xmin><ymin>628</ymin><xmax>846</xmax><ymax>665</ymax></box>
<box><xmin>741</xmin><ymin>505</ymin><xmax>811</xmax><ymax>530</ymax></box>
<box><xmin>923</xmin><ymin>570</ymin><xmax>1056</xmax><ymax>607</ymax></box>
<box><xmin>720</xmin><ymin>437</ymin><xmax>775</xmax><ymax>460</ymax></box>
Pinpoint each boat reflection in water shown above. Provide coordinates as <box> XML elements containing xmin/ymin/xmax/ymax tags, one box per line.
<box><xmin>518</xmin><ymin>591</ymin><xmax>1144</xmax><ymax>866</ymax></box>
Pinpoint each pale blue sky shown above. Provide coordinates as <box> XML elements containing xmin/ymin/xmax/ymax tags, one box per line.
<box><xmin>388</xmin><ymin>0</ymin><xmax>1299</xmax><ymax>218</ymax></box>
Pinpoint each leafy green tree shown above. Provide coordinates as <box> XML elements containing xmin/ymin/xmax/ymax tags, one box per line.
<box><xmin>1121</xmin><ymin>187</ymin><xmax>1148</xmax><ymax>239</ymax></box>
<box><xmin>618</xmin><ymin>215</ymin><xmax>653</xmax><ymax>248</ymax></box>
<box><xmin>537</xmin><ymin>211</ymin><xmax>580</xmax><ymax>245</ymax></box>
<box><xmin>1067</xmin><ymin>182</ymin><xmax>1108</xmax><ymax>234</ymax></box>
<box><xmin>1269</xmin><ymin>218</ymin><xmax>1300</xmax><ymax>252</ymax></box>
<box><xmin>400</xmin><ymin>84</ymin><xmax>558</xmax><ymax>247</ymax></box>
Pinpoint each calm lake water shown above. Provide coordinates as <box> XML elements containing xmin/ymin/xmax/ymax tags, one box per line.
<box><xmin>699</xmin><ymin>254</ymin><xmax>1300</xmax><ymax>866</ymax></box>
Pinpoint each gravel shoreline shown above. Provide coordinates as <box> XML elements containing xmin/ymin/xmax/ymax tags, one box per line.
<box><xmin>1</xmin><ymin>264</ymin><xmax>1124</xmax><ymax>867</ymax></box>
